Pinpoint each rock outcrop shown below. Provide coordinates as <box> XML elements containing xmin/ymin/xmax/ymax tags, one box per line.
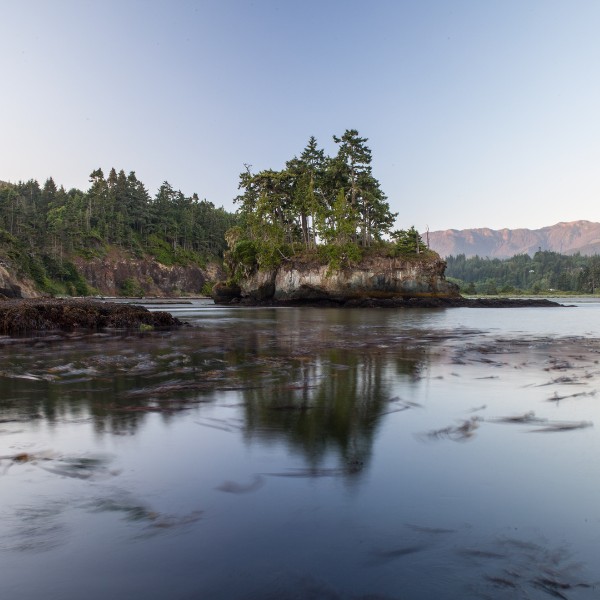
<box><xmin>0</xmin><ymin>251</ymin><xmax>222</xmax><ymax>299</ymax></box>
<box><xmin>0</xmin><ymin>299</ymin><xmax>181</xmax><ymax>335</ymax></box>
<box><xmin>217</xmin><ymin>255</ymin><xmax>460</xmax><ymax>305</ymax></box>
<box><xmin>0</xmin><ymin>263</ymin><xmax>38</xmax><ymax>299</ymax></box>
<box><xmin>73</xmin><ymin>255</ymin><xmax>222</xmax><ymax>297</ymax></box>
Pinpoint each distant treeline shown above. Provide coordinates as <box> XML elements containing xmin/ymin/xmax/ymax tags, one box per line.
<box><xmin>0</xmin><ymin>170</ymin><xmax>236</xmax><ymax>293</ymax></box>
<box><xmin>445</xmin><ymin>251</ymin><xmax>600</xmax><ymax>294</ymax></box>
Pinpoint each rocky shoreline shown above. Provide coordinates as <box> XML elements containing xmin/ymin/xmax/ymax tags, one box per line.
<box><xmin>214</xmin><ymin>295</ymin><xmax>563</xmax><ymax>308</ymax></box>
<box><xmin>212</xmin><ymin>256</ymin><xmax>564</xmax><ymax>309</ymax></box>
<box><xmin>0</xmin><ymin>298</ymin><xmax>182</xmax><ymax>335</ymax></box>
<box><xmin>0</xmin><ymin>295</ymin><xmax>563</xmax><ymax>337</ymax></box>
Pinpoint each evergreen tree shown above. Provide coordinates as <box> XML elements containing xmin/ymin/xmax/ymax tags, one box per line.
<box><xmin>332</xmin><ymin>129</ymin><xmax>396</xmax><ymax>245</ymax></box>
<box><xmin>286</xmin><ymin>136</ymin><xmax>326</xmax><ymax>248</ymax></box>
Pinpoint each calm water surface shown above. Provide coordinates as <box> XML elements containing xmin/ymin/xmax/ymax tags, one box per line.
<box><xmin>1</xmin><ymin>300</ymin><xmax>600</xmax><ymax>599</ymax></box>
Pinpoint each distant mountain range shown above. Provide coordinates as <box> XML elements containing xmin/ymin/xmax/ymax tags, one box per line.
<box><xmin>427</xmin><ymin>220</ymin><xmax>600</xmax><ymax>258</ymax></box>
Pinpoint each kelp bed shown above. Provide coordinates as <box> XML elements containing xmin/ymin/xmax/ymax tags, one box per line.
<box><xmin>0</xmin><ymin>298</ymin><xmax>181</xmax><ymax>335</ymax></box>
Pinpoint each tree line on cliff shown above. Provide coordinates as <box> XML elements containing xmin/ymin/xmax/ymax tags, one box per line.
<box><xmin>225</xmin><ymin>129</ymin><xmax>428</xmax><ymax>281</ymax></box>
<box><xmin>0</xmin><ymin>130</ymin><xmax>429</xmax><ymax>296</ymax></box>
<box><xmin>446</xmin><ymin>251</ymin><xmax>600</xmax><ymax>294</ymax></box>
<box><xmin>0</xmin><ymin>171</ymin><xmax>236</xmax><ymax>294</ymax></box>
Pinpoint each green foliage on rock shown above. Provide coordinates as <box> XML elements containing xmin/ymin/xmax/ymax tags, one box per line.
<box><xmin>390</xmin><ymin>227</ymin><xmax>428</xmax><ymax>256</ymax></box>
<box><xmin>119</xmin><ymin>277</ymin><xmax>144</xmax><ymax>297</ymax></box>
<box><xmin>317</xmin><ymin>242</ymin><xmax>363</xmax><ymax>273</ymax></box>
<box><xmin>0</xmin><ymin>170</ymin><xmax>237</xmax><ymax>295</ymax></box>
<box><xmin>200</xmin><ymin>281</ymin><xmax>214</xmax><ymax>296</ymax></box>
<box><xmin>233</xmin><ymin>131</ymin><xmax>396</xmax><ymax>252</ymax></box>
<box><xmin>226</xmin><ymin>129</ymin><xmax>431</xmax><ymax>277</ymax></box>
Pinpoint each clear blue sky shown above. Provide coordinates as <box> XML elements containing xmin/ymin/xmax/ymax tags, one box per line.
<box><xmin>2</xmin><ymin>0</ymin><xmax>600</xmax><ymax>232</ymax></box>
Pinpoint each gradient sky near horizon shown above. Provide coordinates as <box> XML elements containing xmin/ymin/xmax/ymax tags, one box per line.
<box><xmin>2</xmin><ymin>0</ymin><xmax>600</xmax><ymax>232</ymax></box>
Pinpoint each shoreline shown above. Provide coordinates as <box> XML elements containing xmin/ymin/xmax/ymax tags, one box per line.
<box><xmin>0</xmin><ymin>295</ymin><xmax>565</xmax><ymax>337</ymax></box>
<box><xmin>0</xmin><ymin>298</ymin><xmax>182</xmax><ymax>335</ymax></box>
<box><xmin>214</xmin><ymin>296</ymin><xmax>564</xmax><ymax>309</ymax></box>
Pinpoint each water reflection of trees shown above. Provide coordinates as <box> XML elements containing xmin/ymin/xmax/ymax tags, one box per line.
<box><xmin>239</xmin><ymin>346</ymin><xmax>426</xmax><ymax>476</ymax></box>
<box><xmin>0</xmin><ymin>336</ymin><xmax>219</xmax><ymax>436</ymax></box>
<box><xmin>0</xmin><ymin>314</ymin><xmax>431</xmax><ymax>467</ymax></box>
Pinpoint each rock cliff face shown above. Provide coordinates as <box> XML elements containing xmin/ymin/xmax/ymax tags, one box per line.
<box><xmin>0</xmin><ymin>253</ymin><xmax>222</xmax><ymax>299</ymax></box>
<box><xmin>0</xmin><ymin>264</ymin><xmax>38</xmax><ymax>298</ymax></box>
<box><xmin>223</xmin><ymin>255</ymin><xmax>459</xmax><ymax>304</ymax></box>
<box><xmin>73</xmin><ymin>256</ymin><xmax>223</xmax><ymax>296</ymax></box>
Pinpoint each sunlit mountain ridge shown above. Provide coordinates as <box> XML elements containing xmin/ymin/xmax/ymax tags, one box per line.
<box><xmin>428</xmin><ymin>220</ymin><xmax>600</xmax><ymax>258</ymax></box>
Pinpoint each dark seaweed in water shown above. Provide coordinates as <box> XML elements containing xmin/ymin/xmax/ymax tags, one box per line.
<box><xmin>422</xmin><ymin>416</ymin><xmax>482</xmax><ymax>442</ymax></box>
<box><xmin>0</xmin><ymin>298</ymin><xmax>181</xmax><ymax>334</ymax></box>
<box><xmin>0</xmin><ymin>305</ymin><xmax>599</xmax><ymax>599</ymax></box>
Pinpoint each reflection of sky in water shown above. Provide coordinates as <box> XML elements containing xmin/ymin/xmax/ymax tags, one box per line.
<box><xmin>0</xmin><ymin>304</ymin><xmax>599</xmax><ymax>599</ymax></box>
<box><xmin>184</xmin><ymin>297</ymin><xmax>600</xmax><ymax>337</ymax></box>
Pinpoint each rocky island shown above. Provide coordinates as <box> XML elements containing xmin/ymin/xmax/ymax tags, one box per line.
<box><xmin>212</xmin><ymin>253</ymin><xmax>559</xmax><ymax>308</ymax></box>
<box><xmin>213</xmin><ymin>251</ymin><xmax>459</xmax><ymax>305</ymax></box>
<box><xmin>213</xmin><ymin>130</ymin><xmax>560</xmax><ymax>309</ymax></box>
<box><xmin>0</xmin><ymin>132</ymin><xmax>562</xmax><ymax>321</ymax></box>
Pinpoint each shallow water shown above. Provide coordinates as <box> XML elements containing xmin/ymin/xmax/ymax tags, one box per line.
<box><xmin>1</xmin><ymin>300</ymin><xmax>600</xmax><ymax>599</ymax></box>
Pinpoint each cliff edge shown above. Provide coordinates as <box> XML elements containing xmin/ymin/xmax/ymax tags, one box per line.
<box><xmin>0</xmin><ymin>250</ymin><xmax>222</xmax><ymax>299</ymax></box>
<box><xmin>214</xmin><ymin>254</ymin><xmax>460</xmax><ymax>305</ymax></box>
